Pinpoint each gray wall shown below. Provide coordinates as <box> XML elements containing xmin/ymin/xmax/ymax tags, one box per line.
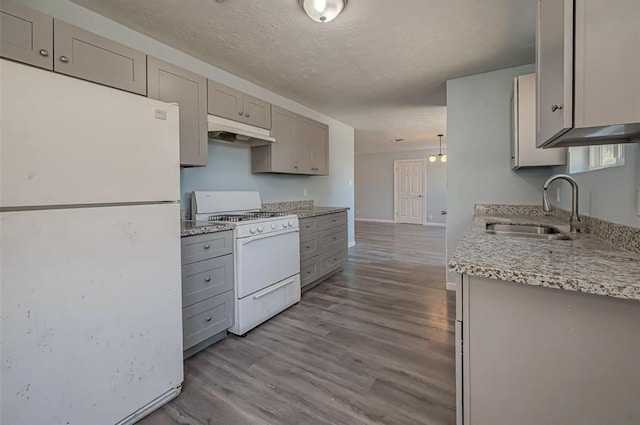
<box><xmin>355</xmin><ymin>149</ymin><xmax>447</xmax><ymax>224</ymax></box>
<box><xmin>446</xmin><ymin>64</ymin><xmax>554</xmax><ymax>283</ymax></box>
<box><xmin>19</xmin><ymin>0</ymin><xmax>356</xmax><ymax>245</ymax></box>
<box><xmin>553</xmin><ymin>143</ymin><xmax>640</xmax><ymax>228</ymax></box>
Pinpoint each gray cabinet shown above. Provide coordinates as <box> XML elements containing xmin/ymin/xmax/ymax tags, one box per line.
<box><xmin>536</xmin><ymin>0</ymin><xmax>640</xmax><ymax>148</ymax></box>
<box><xmin>0</xmin><ymin>0</ymin><xmax>53</xmax><ymax>69</ymax></box>
<box><xmin>299</xmin><ymin>212</ymin><xmax>348</xmax><ymax>291</ymax></box>
<box><xmin>54</xmin><ymin>20</ymin><xmax>147</xmax><ymax>95</ymax></box>
<box><xmin>252</xmin><ymin>106</ymin><xmax>330</xmax><ymax>176</ymax></box>
<box><xmin>148</xmin><ymin>57</ymin><xmax>208</xmax><ymax>167</ymax></box>
<box><xmin>208</xmin><ymin>80</ymin><xmax>271</xmax><ymax>129</ymax></box>
<box><xmin>511</xmin><ymin>73</ymin><xmax>566</xmax><ymax>169</ymax></box>
<box><xmin>181</xmin><ymin>230</ymin><xmax>234</xmax><ymax>358</ymax></box>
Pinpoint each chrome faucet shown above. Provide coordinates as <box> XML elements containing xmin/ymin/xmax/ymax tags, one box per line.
<box><xmin>542</xmin><ymin>174</ymin><xmax>583</xmax><ymax>233</ymax></box>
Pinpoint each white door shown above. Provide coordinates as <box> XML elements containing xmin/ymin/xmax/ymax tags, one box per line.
<box><xmin>395</xmin><ymin>160</ymin><xmax>425</xmax><ymax>225</ymax></box>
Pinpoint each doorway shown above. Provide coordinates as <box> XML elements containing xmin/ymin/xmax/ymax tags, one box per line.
<box><xmin>394</xmin><ymin>159</ymin><xmax>426</xmax><ymax>224</ymax></box>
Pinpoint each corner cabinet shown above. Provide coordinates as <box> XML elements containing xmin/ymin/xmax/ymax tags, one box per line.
<box><xmin>536</xmin><ymin>0</ymin><xmax>640</xmax><ymax>148</ymax></box>
<box><xmin>0</xmin><ymin>0</ymin><xmax>53</xmax><ymax>70</ymax></box>
<box><xmin>147</xmin><ymin>57</ymin><xmax>208</xmax><ymax>166</ymax></box>
<box><xmin>511</xmin><ymin>73</ymin><xmax>566</xmax><ymax>169</ymax></box>
<box><xmin>252</xmin><ymin>106</ymin><xmax>329</xmax><ymax>175</ymax></box>
<box><xmin>208</xmin><ymin>80</ymin><xmax>271</xmax><ymax>130</ymax></box>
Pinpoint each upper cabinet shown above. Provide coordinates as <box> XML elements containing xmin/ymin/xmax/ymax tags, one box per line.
<box><xmin>54</xmin><ymin>20</ymin><xmax>147</xmax><ymax>95</ymax></box>
<box><xmin>148</xmin><ymin>57</ymin><xmax>208</xmax><ymax>167</ymax></box>
<box><xmin>512</xmin><ymin>73</ymin><xmax>566</xmax><ymax>169</ymax></box>
<box><xmin>208</xmin><ymin>81</ymin><xmax>271</xmax><ymax>130</ymax></box>
<box><xmin>251</xmin><ymin>106</ymin><xmax>329</xmax><ymax>175</ymax></box>
<box><xmin>536</xmin><ymin>0</ymin><xmax>640</xmax><ymax>148</ymax></box>
<box><xmin>0</xmin><ymin>0</ymin><xmax>53</xmax><ymax>70</ymax></box>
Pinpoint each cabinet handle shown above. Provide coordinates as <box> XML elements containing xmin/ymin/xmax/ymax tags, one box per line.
<box><xmin>204</xmin><ymin>276</ymin><xmax>211</xmax><ymax>282</ymax></box>
<box><xmin>203</xmin><ymin>244</ymin><xmax>211</xmax><ymax>250</ymax></box>
<box><xmin>59</xmin><ymin>56</ymin><xmax>69</xmax><ymax>63</ymax></box>
<box><xmin>238</xmin><ymin>111</ymin><xmax>244</xmax><ymax>116</ymax></box>
<box><xmin>333</xmin><ymin>237</ymin><xmax>337</xmax><ymax>240</ymax></box>
<box><xmin>39</xmin><ymin>49</ymin><xmax>49</xmax><ymax>57</ymax></box>
<box><xmin>306</xmin><ymin>245</ymin><xmax>311</xmax><ymax>249</ymax></box>
<box><xmin>205</xmin><ymin>316</ymin><xmax>212</xmax><ymax>322</ymax></box>
<box><xmin>551</xmin><ymin>104</ymin><xmax>563</xmax><ymax>112</ymax></box>
<box><xmin>245</xmin><ymin>113</ymin><xmax>250</xmax><ymax>118</ymax></box>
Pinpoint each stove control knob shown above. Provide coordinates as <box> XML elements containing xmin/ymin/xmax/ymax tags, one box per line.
<box><xmin>250</xmin><ymin>226</ymin><xmax>257</xmax><ymax>234</ymax></box>
<box><xmin>288</xmin><ymin>220</ymin><xmax>293</xmax><ymax>227</ymax></box>
<box><xmin>282</xmin><ymin>222</ymin><xmax>288</xmax><ymax>228</ymax></box>
<box><xmin>257</xmin><ymin>226</ymin><xmax>264</xmax><ymax>233</ymax></box>
<box><xmin>271</xmin><ymin>223</ymin><xmax>277</xmax><ymax>230</ymax></box>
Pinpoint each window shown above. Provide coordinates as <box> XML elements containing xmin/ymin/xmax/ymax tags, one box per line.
<box><xmin>568</xmin><ymin>144</ymin><xmax>625</xmax><ymax>174</ymax></box>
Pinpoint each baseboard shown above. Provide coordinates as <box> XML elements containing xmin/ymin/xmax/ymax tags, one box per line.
<box><xmin>446</xmin><ymin>281</ymin><xmax>457</xmax><ymax>291</ymax></box>
<box><xmin>424</xmin><ymin>222</ymin><xmax>447</xmax><ymax>228</ymax></box>
<box><xmin>348</xmin><ymin>241</ymin><xmax>356</xmax><ymax>248</ymax></box>
<box><xmin>355</xmin><ymin>218</ymin><xmax>395</xmax><ymax>223</ymax></box>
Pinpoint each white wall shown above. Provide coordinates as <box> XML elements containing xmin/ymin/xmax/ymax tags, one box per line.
<box><xmin>19</xmin><ymin>0</ymin><xmax>356</xmax><ymax>244</ymax></box>
<box><xmin>553</xmin><ymin>144</ymin><xmax>640</xmax><ymax>228</ymax></box>
<box><xmin>446</xmin><ymin>64</ymin><xmax>554</xmax><ymax>283</ymax></box>
<box><xmin>355</xmin><ymin>149</ymin><xmax>447</xmax><ymax>224</ymax></box>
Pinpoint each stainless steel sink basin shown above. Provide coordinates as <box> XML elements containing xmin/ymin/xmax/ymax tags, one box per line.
<box><xmin>486</xmin><ymin>223</ymin><xmax>571</xmax><ymax>240</ymax></box>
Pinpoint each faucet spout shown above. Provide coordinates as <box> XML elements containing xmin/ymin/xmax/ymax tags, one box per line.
<box><xmin>542</xmin><ymin>174</ymin><xmax>582</xmax><ymax>233</ymax></box>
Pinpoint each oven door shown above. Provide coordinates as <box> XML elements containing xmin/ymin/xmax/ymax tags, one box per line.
<box><xmin>236</xmin><ymin>228</ymin><xmax>300</xmax><ymax>299</ymax></box>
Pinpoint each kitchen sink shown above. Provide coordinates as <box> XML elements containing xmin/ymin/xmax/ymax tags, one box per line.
<box><xmin>486</xmin><ymin>223</ymin><xmax>571</xmax><ymax>240</ymax></box>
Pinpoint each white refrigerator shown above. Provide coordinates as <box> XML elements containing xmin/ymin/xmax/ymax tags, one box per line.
<box><xmin>0</xmin><ymin>60</ymin><xmax>183</xmax><ymax>425</ymax></box>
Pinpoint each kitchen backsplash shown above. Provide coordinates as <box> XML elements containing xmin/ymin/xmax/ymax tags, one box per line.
<box><xmin>261</xmin><ymin>200</ymin><xmax>314</xmax><ymax>212</ymax></box>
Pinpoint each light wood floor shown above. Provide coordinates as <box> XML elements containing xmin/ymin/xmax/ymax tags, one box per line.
<box><xmin>139</xmin><ymin>222</ymin><xmax>455</xmax><ymax>425</ymax></box>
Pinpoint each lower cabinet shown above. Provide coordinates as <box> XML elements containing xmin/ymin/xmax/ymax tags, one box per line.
<box><xmin>181</xmin><ymin>231</ymin><xmax>234</xmax><ymax>358</ymax></box>
<box><xmin>299</xmin><ymin>212</ymin><xmax>348</xmax><ymax>291</ymax></box>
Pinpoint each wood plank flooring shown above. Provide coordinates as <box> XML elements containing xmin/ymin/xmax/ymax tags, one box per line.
<box><xmin>139</xmin><ymin>222</ymin><xmax>455</xmax><ymax>425</ymax></box>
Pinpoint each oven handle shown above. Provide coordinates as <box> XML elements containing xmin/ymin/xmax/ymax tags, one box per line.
<box><xmin>239</xmin><ymin>228</ymin><xmax>299</xmax><ymax>245</ymax></box>
<box><xmin>253</xmin><ymin>277</ymin><xmax>297</xmax><ymax>299</ymax></box>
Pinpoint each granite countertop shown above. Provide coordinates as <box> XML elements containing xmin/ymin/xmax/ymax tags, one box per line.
<box><xmin>449</xmin><ymin>213</ymin><xmax>640</xmax><ymax>302</ymax></box>
<box><xmin>281</xmin><ymin>206</ymin><xmax>349</xmax><ymax>219</ymax></box>
<box><xmin>181</xmin><ymin>221</ymin><xmax>234</xmax><ymax>237</ymax></box>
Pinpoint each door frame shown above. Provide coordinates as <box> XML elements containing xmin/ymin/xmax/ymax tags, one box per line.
<box><xmin>393</xmin><ymin>159</ymin><xmax>428</xmax><ymax>224</ymax></box>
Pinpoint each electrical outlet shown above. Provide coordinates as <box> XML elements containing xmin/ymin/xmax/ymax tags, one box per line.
<box><xmin>428</xmin><ymin>214</ymin><xmax>433</xmax><ymax>220</ymax></box>
<box><xmin>303</xmin><ymin>188</ymin><xmax>308</xmax><ymax>197</ymax></box>
<box><xmin>348</xmin><ymin>179</ymin><xmax>353</xmax><ymax>187</ymax></box>
<box><xmin>556</xmin><ymin>187</ymin><xmax>561</xmax><ymax>203</ymax></box>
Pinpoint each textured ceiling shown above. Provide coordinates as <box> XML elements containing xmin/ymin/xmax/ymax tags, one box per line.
<box><xmin>71</xmin><ymin>0</ymin><xmax>536</xmax><ymax>153</ymax></box>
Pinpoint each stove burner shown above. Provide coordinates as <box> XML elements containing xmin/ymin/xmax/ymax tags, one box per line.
<box><xmin>207</xmin><ymin>211</ymin><xmax>289</xmax><ymax>222</ymax></box>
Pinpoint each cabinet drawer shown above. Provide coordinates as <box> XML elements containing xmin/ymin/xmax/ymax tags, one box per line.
<box><xmin>318</xmin><ymin>224</ymin><xmax>347</xmax><ymax>253</ymax></box>
<box><xmin>317</xmin><ymin>212</ymin><xmax>347</xmax><ymax>231</ymax></box>
<box><xmin>181</xmin><ymin>231</ymin><xmax>232</xmax><ymax>265</ymax></box>
<box><xmin>54</xmin><ymin>20</ymin><xmax>147</xmax><ymax>95</ymax></box>
<box><xmin>299</xmin><ymin>217</ymin><xmax>318</xmax><ymax>237</ymax></box>
<box><xmin>182</xmin><ymin>254</ymin><xmax>233</xmax><ymax>307</ymax></box>
<box><xmin>183</xmin><ymin>291</ymin><xmax>234</xmax><ymax>350</ymax></box>
<box><xmin>320</xmin><ymin>246</ymin><xmax>346</xmax><ymax>274</ymax></box>
<box><xmin>300</xmin><ymin>257</ymin><xmax>320</xmax><ymax>288</ymax></box>
<box><xmin>300</xmin><ymin>234</ymin><xmax>320</xmax><ymax>261</ymax></box>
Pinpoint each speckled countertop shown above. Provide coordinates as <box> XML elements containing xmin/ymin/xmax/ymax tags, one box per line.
<box><xmin>281</xmin><ymin>206</ymin><xmax>349</xmax><ymax>219</ymax></box>
<box><xmin>449</xmin><ymin>213</ymin><xmax>640</xmax><ymax>302</ymax></box>
<box><xmin>181</xmin><ymin>221</ymin><xmax>234</xmax><ymax>237</ymax></box>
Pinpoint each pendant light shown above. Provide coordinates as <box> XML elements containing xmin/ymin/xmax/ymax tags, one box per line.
<box><xmin>299</xmin><ymin>0</ymin><xmax>348</xmax><ymax>23</ymax></box>
<box><xmin>429</xmin><ymin>134</ymin><xmax>447</xmax><ymax>163</ymax></box>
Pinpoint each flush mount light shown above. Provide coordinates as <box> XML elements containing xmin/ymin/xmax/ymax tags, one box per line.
<box><xmin>429</xmin><ymin>134</ymin><xmax>447</xmax><ymax>163</ymax></box>
<box><xmin>299</xmin><ymin>0</ymin><xmax>348</xmax><ymax>23</ymax></box>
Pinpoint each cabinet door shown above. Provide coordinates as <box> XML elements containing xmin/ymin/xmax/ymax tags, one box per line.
<box><xmin>243</xmin><ymin>94</ymin><xmax>272</xmax><ymax>129</ymax></box>
<box><xmin>270</xmin><ymin>106</ymin><xmax>298</xmax><ymax>173</ymax></box>
<box><xmin>207</xmin><ymin>80</ymin><xmax>244</xmax><ymax>122</ymax></box>
<box><xmin>53</xmin><ymin>20</ymin><xmax>146</xmax><ymax>95</ymax></box>
<box><xmin>0</xmin><ymin>0</ymin><xmax>53</xmax><ymax>69</ymax></box>
<box><xmin>148</xmin><ymin>57</ymin><xmax>208</xmax><ymax>167</ymax></box>
<box><xmin>536</xmin><ymin>0</ymin><xmax>573</xmax><ymax>147</ymax></box>
<box><xmin>295</xmin><ymin>115</ymin><xmax>313</xmax><ymax>174</ymax></box>
<box><xmin>311</xmin><ymin>121</ymin><xmax>329</xmax><ymax>175</ymax></box>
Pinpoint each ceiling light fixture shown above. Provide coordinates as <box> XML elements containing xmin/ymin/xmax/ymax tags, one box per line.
<box><xmin>429</xmin><ymin>134</ymin><xmax>447</xmax><ymax>163</ymax></box>
<box><xmin>299</xmin><ymin>0</ymin><xmax>348</xmax><ymax>23</ymax></box>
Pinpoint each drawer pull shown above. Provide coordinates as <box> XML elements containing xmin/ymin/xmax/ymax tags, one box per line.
<box><xmin>203</xmin><ymin>244</ymin><xmax>211</xmax><ymax>250</ymax></box>
<box><xmin>39</xmin><ymin>49</ymin><xmax>49</xmax><ymax>57</ymax></box>
<box><xmin>59</xmin><ymin>55</ymin><xmax>69</xmax><ymax>63</ymax></box>
<box><xmin>205</xmin><ymin>316</ymin><xmax>212</xmax><ymax>322</ymax></box>
<box><xmin>204</xmin><ymin>276</ymin><xmax>211</xmax><ymax>282</ymax></box>
<box><xmin>333</xmin><ymin>237</ymin><xmax>337</xmax><ymax>240</ymax></box>
<box><xmin>307</xmin><ymin>270</ymin><xmax>312</xmax><ymax>274</ymax></box>
<box><xmin>306</xmin><ymin>245</ymin><xmax>311</xmax><ymax>249</ymax></box>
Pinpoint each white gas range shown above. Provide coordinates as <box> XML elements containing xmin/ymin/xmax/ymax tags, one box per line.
<box><xmin>191</xmin><ymin>191</ymin><xmax>301</xmax><ymax>336</ymax></box>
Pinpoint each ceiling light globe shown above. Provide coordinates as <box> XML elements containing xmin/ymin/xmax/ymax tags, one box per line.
<box><xmin>441</xmin><ymin>155</ymin><xmax>447</xmax><ymax>163</ymax></box>
<box><xmin>299</xmin><ymin>0</ymin><xmax>347</xmax><ymax>23</ymax></box>
<box><xmin>429</xmin><ymin>156</ymin><xmax>437</xmax><ymax>163</ymax></box>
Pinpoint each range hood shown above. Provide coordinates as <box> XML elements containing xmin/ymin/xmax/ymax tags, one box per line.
<box><xmin>207</xmin><ymin>115</ymin><xmax>275</xmax><ymax>146</ymax></box>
